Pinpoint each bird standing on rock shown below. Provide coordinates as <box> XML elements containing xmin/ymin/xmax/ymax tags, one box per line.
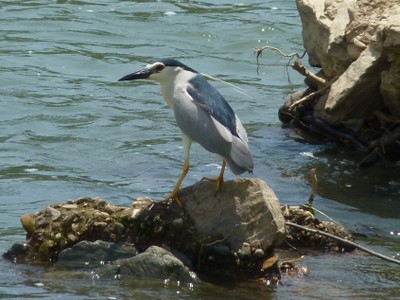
<box><xmin>119</xmin><ymin>58</ymin><xmax>253</xmax><ymax>206</ymax></box>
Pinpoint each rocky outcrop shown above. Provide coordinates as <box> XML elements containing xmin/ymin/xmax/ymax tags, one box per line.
<box><xmin>281</xmin><ymin>0</ymin><xmax>400</xmax><ymax>164</ymax></box>
<box><xmin>297</xmin><ymin>0</ymin><xmax>399</xmax><ymax>124</ymax></box>
<box><xmin>3</xmin><ymin>178</ymin><xmax>355</xmax><ymax>284</ymax></box>
<box><xmin>3</xmin><ymin>179</ymin><xmax>286</xmax><ymax>283</ymax></box>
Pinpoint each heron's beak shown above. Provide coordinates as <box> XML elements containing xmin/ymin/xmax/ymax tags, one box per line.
<box><xmin>118</xmin><ymin>68</ymin><xmax>152</xmax><ymax>81</ymax></box>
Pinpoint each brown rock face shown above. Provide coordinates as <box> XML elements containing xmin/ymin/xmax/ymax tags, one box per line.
<box><xmin>179</xmin><ymin>178</ymin><xmax>286</xmax><ymax>252</ymax></box>
<box><xmin>296</xmin><ymin>0</ymin><xmax>400</xmax><ymax>124</ymax></box>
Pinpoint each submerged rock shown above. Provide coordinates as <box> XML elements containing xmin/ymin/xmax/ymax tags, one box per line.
<box><xmin>99</xmin><ymin>246</ymin><xmax>197</xmax><ymax>282</ymax></box>
<box><xmin>57</xmin><ymin>240</ymin><xmax>138</xmax><ymax>268</ymax></box>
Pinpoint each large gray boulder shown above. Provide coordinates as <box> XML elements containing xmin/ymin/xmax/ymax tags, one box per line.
<box><xmin>179</xmin><ymin>178</ymin><xmax>286</xmax><ymax>252</ymax></box>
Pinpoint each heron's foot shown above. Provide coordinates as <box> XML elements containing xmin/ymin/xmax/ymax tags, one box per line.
<box><xmin>201</xmin><ymin>176</ymin><xmax>224</xmax><ymax>192</ymax></box>
<box><xmin>161</xmin><ymin>192</ymin><xmax>184</xmax><ymax>208</ymax></box>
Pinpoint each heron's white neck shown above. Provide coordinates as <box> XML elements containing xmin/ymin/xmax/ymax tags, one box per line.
<box><xmin>157</xmin><ymin>69</ymin><xmax>197</xmax><ymax>108</ymax></box>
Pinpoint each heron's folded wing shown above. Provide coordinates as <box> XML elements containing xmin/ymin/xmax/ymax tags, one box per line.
<box><xmin>187</xmin><ymin>75</ymin><xmax>237</xmax><ymax>137</ymax></box>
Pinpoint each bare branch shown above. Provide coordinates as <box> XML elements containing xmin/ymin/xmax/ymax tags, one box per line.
<box><xmin>291</xmin><ymin>60</ymin><xmax>326</xmax><ymax>86</ymax></box>
<box><xmin>254</xmin><ymin>46</ymin><xmax>306</xmax><ymax>75</ymax></box>
<box><xmin>288</xmin><ymin>85</ymin><xmax>329</xmax><ymax>110</ymax></box>
<box><xmin>254</xmin><ymin>46</ymin><xmax>306</xmax><ymax>61</ymax></box>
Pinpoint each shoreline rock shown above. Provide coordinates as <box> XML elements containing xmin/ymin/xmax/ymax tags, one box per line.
<box><xmin>3</xmin><ymin>178</ymin><xmax>354</xmax><ymax>284</ymax></box>
<box><xmin>281</xmin><ymin>0</ymin><xmax>400</xmax><ymax>165</ymax></box>
<box><xmin>3</xmin><ymin>179</ymin><xmax>286</xmax><ymax>283</ymax></box>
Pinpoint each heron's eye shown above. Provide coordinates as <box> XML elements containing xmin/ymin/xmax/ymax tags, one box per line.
<box><xmin>155</xmin><ymin>64</ymin><xmax>165</xmax><ymax>72</ymax></box>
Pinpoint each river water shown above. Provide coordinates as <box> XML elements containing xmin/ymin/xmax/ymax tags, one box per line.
<box><xmin>1</xmin><ymin>0</ymin><xmax>399</xmax><ymax>299</ymax></box>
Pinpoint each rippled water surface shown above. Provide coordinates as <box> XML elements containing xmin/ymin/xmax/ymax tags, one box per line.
<box><xmin>1</xmin><ymin>0</ymin><xmax>399</xmax><ymax>299</ymax></box>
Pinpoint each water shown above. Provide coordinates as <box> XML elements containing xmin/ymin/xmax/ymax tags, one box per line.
<box><xmin>1</xmin><ymin>0</ymin><xmax>399</xmax><ymax>298</ymax></box>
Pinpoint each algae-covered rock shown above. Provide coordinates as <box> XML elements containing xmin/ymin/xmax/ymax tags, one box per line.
<box><xmin>6</xmin><ymin>179</ymin><xmax>345</xmax><ymax>284</ymax></box>
<box><xmin>3</xmin><ymin>179</ymin><xmax>289</xmax><ymax>282</ymax></box>
<box><xmin>282</xmin><ymin>205</ymin><xmax>354</xmax><ymax>252</ymax></box>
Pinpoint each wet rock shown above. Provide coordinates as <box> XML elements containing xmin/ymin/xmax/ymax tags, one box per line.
<box><xmin>99</xmin><ymin>246</ymin><xmax>197</xmax><ymax>282</ymax></box>
<box><xmin>57</xmin><ymin>240</ymin><xmax>138</xmax><ymax>268</ymax></box>
<box><xmin>237</xmin><ymin>242</ymin><xmax>252</xmax><ymax>260</ymax></box>
<box><xmin>20</xmin><ymin>214</ymin><xmax>36</xmax><ymax>237</ymax></box>
<box><xmin>45</xmin><ymin>207</ymin><xmax>61</xmax><ymax>221</ymax></box>
<box><xmin>2</xmin><ymin>242</ymin><xmax>32</xmax><ymax>262</ymax></box>
<box><xmin>179</xmin><ymin>178</ymin><xmax>286</xmax><ymax>252</ymax></box>
<box><xmin>281</xmin><ymin>205</ymin><xmax>355</xmax><ymax>252</ymax></box>
<box><xmin>4</xmin><ymin>180</ymin><xmax>326</xmax><ymax>284</ymax></box>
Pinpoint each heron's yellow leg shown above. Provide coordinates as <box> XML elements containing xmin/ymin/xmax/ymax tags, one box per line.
<box><xmin>162</xmin><ymin>160</ymin><xmax>189</xmax><ymax>207</ymax></box>
<box><xmin>202</xmin><ymin>160</ymin><xmax>226</xmax><ymax>192</ymax></box>
<box><xmin>161</xmin><ymin>134</ymin><xmax>192</xmax><ymax>207</ymax></box>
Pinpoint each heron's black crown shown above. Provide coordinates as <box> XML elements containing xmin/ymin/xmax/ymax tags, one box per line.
<box><xmin>160</xmin><ymin>58</ymin><xmax>198</xmax><ymax>74</ymax></box>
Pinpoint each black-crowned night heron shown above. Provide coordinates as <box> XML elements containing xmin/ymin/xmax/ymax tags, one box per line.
<box><xmin>119</xmin><ymin>58</ymin><xmax>253</xmax><ymax>206</ymax></box>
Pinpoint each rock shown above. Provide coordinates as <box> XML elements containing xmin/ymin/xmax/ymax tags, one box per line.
<box><xmin>2</xmin><ymin>242</ymin><xmax>32</xmax><ymax>262</ymax></box>
<box><xmin>313</xmin><ymin>43</ymin><xmax>386</xmax><ymax>125</ymax></box>
<box><xmin>295</xmin><ymin>0</ymin><xmax>400</xmax><ymax>123</ymax></box>
<box><xmin>179</xmin><ymin>178</ymin><xmax>286</xmax><ymax>251</ymax></box>
<box><xmin>45</xmin><ymin>207</ymin><xmax>61</xmax><ymax>221</ymax></box>
<box><xmin>4</xmin><ymin>180</ymin><xmax>287</xmax><ymax>282</ymax></box>
<box><xmin>282</xmin><ymin>205</ymin><xmax>355</xmax><ymax>252</ymax></box>
<box><xmin>20</xmin><ymin>214</ymin><xmax>36</xmax><ymax>237</ymax></box>
<box><xmin>99</xmin><ymin>246</ymin><xmax>197</xmax><ymax>282</ymax></box>
<box><xmin>288</xmin><ymin>0</ymin><xmax>400</xmax><ymax>162</ymax></box>
<box><xmin>237</xmin><ymin>242</ymin><xmax>252</xmax><ymax>259</ymax></box>
<box><xmin>380</xmin><ymin>22</ymin><xmax>400</xmax><ymax>116</ymax></box>
<box><xmin>57</xmin><ymin>240</ymin><xmax>138</xmax><ymax>268</ymax></box>
<box><xmin>296</xmin><ymin>0</ymin><xmax>355</xmax><ymax>77</ymax></box>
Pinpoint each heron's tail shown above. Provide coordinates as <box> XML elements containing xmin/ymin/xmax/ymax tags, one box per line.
<box><xmin>226</xmin><ymin>136</ymin><xmax>253</xmax><ymax>175</ymax></box>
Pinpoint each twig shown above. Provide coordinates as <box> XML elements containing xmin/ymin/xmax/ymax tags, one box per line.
<box><xmin>291</xmin><ymin>60</ymin><xmax>326</xmax><ymax>86</ymax></box>
<box><xmin>311</xmin><ymin>206</ymin><xmax>344</xmax><ymax>228</ymax></box>
<box><xmin>253</xmin><ymin>46</ymin><xmax>306</xmax><ymax>75</ymax></box>
<box><xmin>254</xmin><ymin>46</ymin><xmax>306</xmax><ymax>63</ymax></box>
<box><xmin>288</xmin><ymin>81</ymin><xmax>333</xmax><ymax>110</ymax></box>
<box><xmin>308</xmin><ymin>168</ymin><xmax>317</xmax><ymax>206</ymax></box>
<box><xmin>286</xmin><ymin>221</ymin><xmax>400</xmax><ymax>265</ymax></box>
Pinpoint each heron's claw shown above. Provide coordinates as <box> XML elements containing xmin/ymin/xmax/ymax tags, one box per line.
<box><xmin>162</xmin><ymin>192</ymin><xmax>183</xmax><ymax>208</ymax></box>
<box><xmin>202</xmin><ymin>175</ymin><xmax>224</xmax><ymax>192</ymax></box>
<box><xmin>202</xmin><ymin>160</ymin><xmax>226</xmax><ymax>192</ymax></box>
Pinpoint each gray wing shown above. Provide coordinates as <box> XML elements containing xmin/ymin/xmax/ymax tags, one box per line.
<box><xmin>187</xmin><ymin>75</ymin><xmax>238</xmax><ymax>138</ymax></box>
<box><xmin>186</xmin><ymin>74</ymin><xmax>253</xmax><ymax>174</ymax></box>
